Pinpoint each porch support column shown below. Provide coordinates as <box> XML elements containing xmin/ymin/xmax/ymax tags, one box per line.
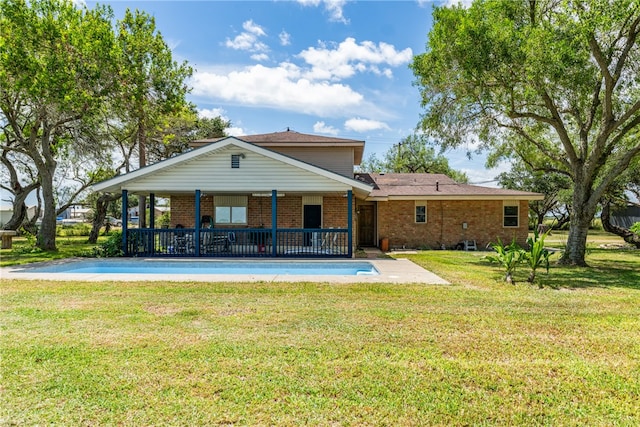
<box><xmin>271</xmin><ymin>190</ymin><xmax>277</xmax><ymax>257</ymax></box>
<box><xmin>121</xmin><ymin>189</ymin><xmax>128</xmax><ymax>256</ymax></box>
<box><xmin>149</xmin><ymin>193</ymin><xmax>155</xmax><ymax>229</ymax></box>
<box><xmin>195</xmin><ymin>189</ymin><xmax>201</xmax><ymax>256</ymax></box>
<box><xmin>347</xmin><ymin>190</ymin><xmax>353</xmax><ymax>258</ymax></box>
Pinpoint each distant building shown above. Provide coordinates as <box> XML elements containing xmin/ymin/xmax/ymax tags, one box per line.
<box><xmin>611</xmin><ymin>204</ymin><xmax>640</xmax><ymax>228</ymax></box>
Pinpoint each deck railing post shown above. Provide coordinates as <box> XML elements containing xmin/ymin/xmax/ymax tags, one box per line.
<box><xmin>149</xmin><ymin>193</ymin><xmax>155</xmax><ymax>254</ymax></box>
<box><xmin>195</xmin><ymin>189</ymin><xmax>201</xmax><ymax>256</ymax></box>
<box><xmin>121</xmin><ymin>190</ymin><xmax>128</xmax><ymax>256</ymax></box>
<box><xmin>272</xmin><ymin>190</ymin><xmax>277</xmax><ymax>257</ymax></box>
<box><xmin>149</xmin><ymin>193</ymin><xmax>155</xmax><ymax>229</ymax></box>
<box><xmin>347</xmin><ymin>190</ymin><xmax>353</xmax><ymax>258</ymax></box>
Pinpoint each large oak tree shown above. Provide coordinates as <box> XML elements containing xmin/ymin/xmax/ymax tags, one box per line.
<box><xmin>0</xmin><ymin>0</ymin><xmax>118</xmax><ymax>249</ymax></box>
<box><xmin>411</xmin><ymin>0</ymin><xmax>640</xmax><ymax>265</ymax></box>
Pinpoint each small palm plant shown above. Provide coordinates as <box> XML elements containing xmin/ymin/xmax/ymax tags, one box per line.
<box><xmin>524</xmin><ymin>229</ymin><xmax>552</xmax><ymax>286</ymax></box>
<box><xmin>484</xmin><ymin>238</ymin><xmax>525</xmax><ymax>284</ymax></box>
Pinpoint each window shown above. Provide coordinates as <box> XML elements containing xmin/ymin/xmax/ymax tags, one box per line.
<box><xmin>415</xmin><ymin>204</ymin><xmax>426</xmax><ymax>223</ymax></box>
<box><xmin>214</xmin><ymin>196</ymin><xmax>247</xmax><ymax>224</ymax></box>
<box><xmin>503</xmin><ymin>202</ymin><xmax>519</xmax><ymax>227</ymax></box>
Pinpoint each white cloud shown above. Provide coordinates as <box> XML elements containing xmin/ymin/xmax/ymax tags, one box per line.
<box><xmin>225</xmin><ymin>20</ymin><xmax>269</xmax><ymax>53</ymax></box>
<box><xmin>279</xmin><ymin>30</ymin><xmax>291</xmax><ymax>46</ymax></box>
<box><xmin>243</xmin><ymin>19</ymin><xmax>266</xmax><ymax>37</ymax></box>
<box><xmin>193</xmin><ymin>36</ymin><xmax>409</xmax><ymax>119</ymax></box>
<box><xmin>226</xmin><ymin>127</ymin><xmax>245</xmax><ymax>136</ymax></box>
<box><xmin>344</xmin><ymin>118</ymin><xmax>390</xmax><ymax>132</ymax></box>
<box><xmin>197</xmin><ymin>108</ymin><xmax>245</xmax><ymax>136</ymax></box>
<box><xmin>313</xmin><ymin>121</ymin><xmax>340</xmax><ymax>135</ymax></box>
<box><xmin>297</xmin><ymin>0</ymin><xmax>349</xmax><ymax>24</ymax></box>
<box><xmin>198</xmin><ymin>108</ymin><xmax>227</xmax><ymax>119</ymax></box>
<box><xmin>250</xmin><ymin>53</ymin><xmax>269</xmax><ymax>62</ymax></box>
<box><xmin>443</xmin><ymin>0</ymin><xmax>473</xmax><ymax>8</ymax></box>
<box><xmin>298</xmin><ymin>38</ymin><xmax>412</xmax><ymax>81</ymax></box>
<box><xmin>192</xmin><ymin>64</ymin><xmax>364</xmax><ymax>117</ymax></box>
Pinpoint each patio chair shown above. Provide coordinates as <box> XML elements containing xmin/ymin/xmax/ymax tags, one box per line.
<box><xmin>223</xmin><ymin>232</ymin><xmax>236</xmax><ymax>253</ymax></box>
<box><xmin>321</xmin><ymin>231</ymin><xmax>342</xmax><ymax>254</ymax></box>
<box><xmin>464</xmin><ymin>240</ymin><xmax>477</xmax><ymax>251</ymax></box>
<box><xmin>200</xmin><ymin>230</ymin><xmax>215</xmax><ymax>254</ymax></box>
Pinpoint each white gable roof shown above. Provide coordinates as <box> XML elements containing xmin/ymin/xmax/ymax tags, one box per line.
<box><xmin>92</xmin><ymin>137</ymin><xmax>372</xmax><ymax>196</ymax></box>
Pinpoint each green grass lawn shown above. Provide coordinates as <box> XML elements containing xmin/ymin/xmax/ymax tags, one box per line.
<box><xmin>0</xmin><ymin>235</ymin><xmax>109</xmax><ymax>267</ymax></box>
<box><xmin>1</xmin><ymin>232</ymin><xmax>639</xmax><ymax>425</ymax></box>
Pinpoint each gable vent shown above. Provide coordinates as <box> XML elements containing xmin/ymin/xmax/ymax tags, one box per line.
<box><xmin>231</xmin><ymin>154</ymin><xmax>243</xmax><ymax>168</ymax></box>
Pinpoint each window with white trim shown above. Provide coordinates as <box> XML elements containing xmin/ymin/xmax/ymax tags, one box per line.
<box><xmin>415</xmin><ymin>203</ymin><xmax>427</xmax><ymax>223</ymax></box>
<box><xmin>214</xmin><ymin>195</ymin><xmax>247</xmax><ymax>225</ymax></box>
<box><xmin>503</xmin><ymin>201</ymin><xmax>519</xmax><ymax>227</ymax></box>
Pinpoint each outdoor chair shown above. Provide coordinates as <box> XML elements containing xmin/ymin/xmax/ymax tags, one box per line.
<box><xmin>200</xmin><ymin>230</ymin><xmax>215</xmax><ymax>254</ymax></box>
<box><xmin>464</xmin><ymin>240</ymin><xmax>477</xmax><ymax>251</ymax></box>
<box><xmin>223</xmin><ymin>232</ymin><xmax>236</xmax><ymax>253</ymax></box>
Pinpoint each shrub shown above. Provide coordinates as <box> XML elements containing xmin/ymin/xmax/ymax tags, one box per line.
<box><xmin>484</xmin><ymin>238</ymin><xmax>525</xmax><ymax>284</ymax></box>
<box><xmin>57</xmin><ymin>223</ymin><xmax>91</xmax><ymax>237</ymax></box>
<box><xmin>631</xmin><ymin>222</ymin><xmax>640</xmax><ymax>234</ymax></box>
<box><xmin>524</xmin><ymin>229</ymin><xmax>552</xmax><ymax>286</ymax></box>
<box><xmin>89</xmin><ymin>231</ymin><xmax>123</xmax><ymax>257</ymax></box>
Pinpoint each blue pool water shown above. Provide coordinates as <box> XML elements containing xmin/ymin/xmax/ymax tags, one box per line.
<box><xmin>21</xmin><ymin>260</ymin><xmax>379</xmax><ymax>276</ymax></box>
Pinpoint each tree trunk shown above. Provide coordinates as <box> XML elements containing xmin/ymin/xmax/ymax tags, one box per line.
<box><xmin>505</xmin><ymin>272</ymin><xmax>514</xmax><ymax>285</ymax></box>
<box><xmin>89</xmin><ymin>193</ymin><xmax>121</xmax><ymax>243</ymax></box>
<box><xmin>560</xmin><ymin>183</ymin><xmax>598</xmax><ymax>266</ymax></box>
<box><xmin>37</xmin><ymin>168</ymin><xmax>57</xmax><ymax>250</ymax></box>
<box><xmin>138</xmin><ymin>116</ymin><xmax>147</xmax><ymax>229</ymax></box>
<box><xmin>3</xmin><ymin>201</ymin><xmax>27</xmax><ymax>231</ymax></box>
<box><xmin>601</xmin><ymin>200</ymin><xmax>640</xmax><ymax>249</ymax></box>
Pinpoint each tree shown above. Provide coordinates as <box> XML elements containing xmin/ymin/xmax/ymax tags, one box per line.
<box><xmin>497</xmin><ymin>159</ymin><xmax>572</xmax><ymax>227</ymax></box>
<box><xmin>358</xmin><ymin>134</ymin><xmax>469</xmax><ymax>182</ymax></box>
<box><xmin>411</xmin><ymin>0</ymin><xmax>640</xmax><ymax>265</ymax></box>
<box><xmin>115</xmin><ymin>8</ymin><xmax>192</xmax><ymax>228</ymax></box>
<box><xmin>147</xmin><ymin>108</ymin><xmax>231</xmax><ymax>162</ymax></box>
<box><xmin>0</xmin><ymin>0</ymin><xmax>118</xmax><ymax>250</ymax></box>
<box><xmin>193</xmin><ymin>115</ymin><xmax>231</xmax><ymax>140</ymax></box>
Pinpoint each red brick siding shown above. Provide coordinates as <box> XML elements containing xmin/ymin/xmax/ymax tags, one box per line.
<box><xmin>170</xmin><ymin>195</ymin><xmax>351</xmax><ymax>229</ymax></box>
<box><xmin>322</xmin><ymin>196</ymin><xmax>348</xmax><ymax>228</ymax></box>
<box><xmin>377</xmin><ymin>200</ymin><xmax>529</xmax><ymax>249</ymax></box>
<box><xmin>170</xmin><ymin>195</ymin><xmax>195</xmax><ymax>227</ymax></box>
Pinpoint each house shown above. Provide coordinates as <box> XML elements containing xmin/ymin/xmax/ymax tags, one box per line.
<box><xmin>355</xmin><ymin>173</ymin><xmax>542</xmax><ymax>250</ymax></box>
<box><xmin>610</xmin><ymin>204</ymin><xmax>640</xmax><ymax>229</ymax></box>
<box><xmin>92</xmin><ymin>130</ymin><xmax>542</xmax><ymax>257</ymax></box>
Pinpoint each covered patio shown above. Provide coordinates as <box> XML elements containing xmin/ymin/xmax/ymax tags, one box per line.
<box><xmin>120</xmin><ymin>190</ymin><xmax>355</xmax><ymax>258</ymax></box>
<box><xmin>93</xmin><ymin>137</ymin><xmax>372</xmax><ymax>258</ymax></box>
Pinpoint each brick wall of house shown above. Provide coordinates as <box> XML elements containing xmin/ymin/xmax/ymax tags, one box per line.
<box><xmin>170</xmin><ymin>195</ymin><xmax>196</xmax><ymax>227</ymax></box>
<box><xmin>169</xmin><ymin>194</ymin><xmax>351</xmax><ymax>229</ymax></box>
<box><xmin>377</xmin><ymin>199</ymin><xmax>530</xmax><ymax>249</ymax></box>
<box><xmin>322</xmin><ymin>196</ymin><xmax>348</xmax><ymax>228</ymax></box>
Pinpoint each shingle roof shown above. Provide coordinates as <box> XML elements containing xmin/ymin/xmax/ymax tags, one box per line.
<box><xmin>355</xmin><ymin>173</ymin><xmax>544</xmax><ymax>200</ymax></box>
<box><xmin>194</xmin><ymin>130</ymin><xmax>364</xmax><ymax>145</ymax></box>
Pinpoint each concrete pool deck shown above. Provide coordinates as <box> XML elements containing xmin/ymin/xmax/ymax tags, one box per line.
<box><xmin>1</xmin><ymin>257</ymin><xmax>449</xmax><ymax>284</ymax></box>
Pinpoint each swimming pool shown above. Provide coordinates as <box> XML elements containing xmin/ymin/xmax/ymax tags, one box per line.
<box><xmin>16</xmin><ymin>259</ymin><xmax>379</xmax><ymax>276</ymax></box>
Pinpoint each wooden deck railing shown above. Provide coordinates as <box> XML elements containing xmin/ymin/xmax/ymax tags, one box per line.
<box><xmin>125</xmin><ymin>228</ymin><xmax>350</xmax><ymax>258</ymax></box>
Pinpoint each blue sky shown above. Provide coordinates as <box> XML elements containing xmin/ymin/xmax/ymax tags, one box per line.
<box><xmin>84</xmin><ymin>0</ymin><xmax>500</xmax><ymax>184</ymax></box>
